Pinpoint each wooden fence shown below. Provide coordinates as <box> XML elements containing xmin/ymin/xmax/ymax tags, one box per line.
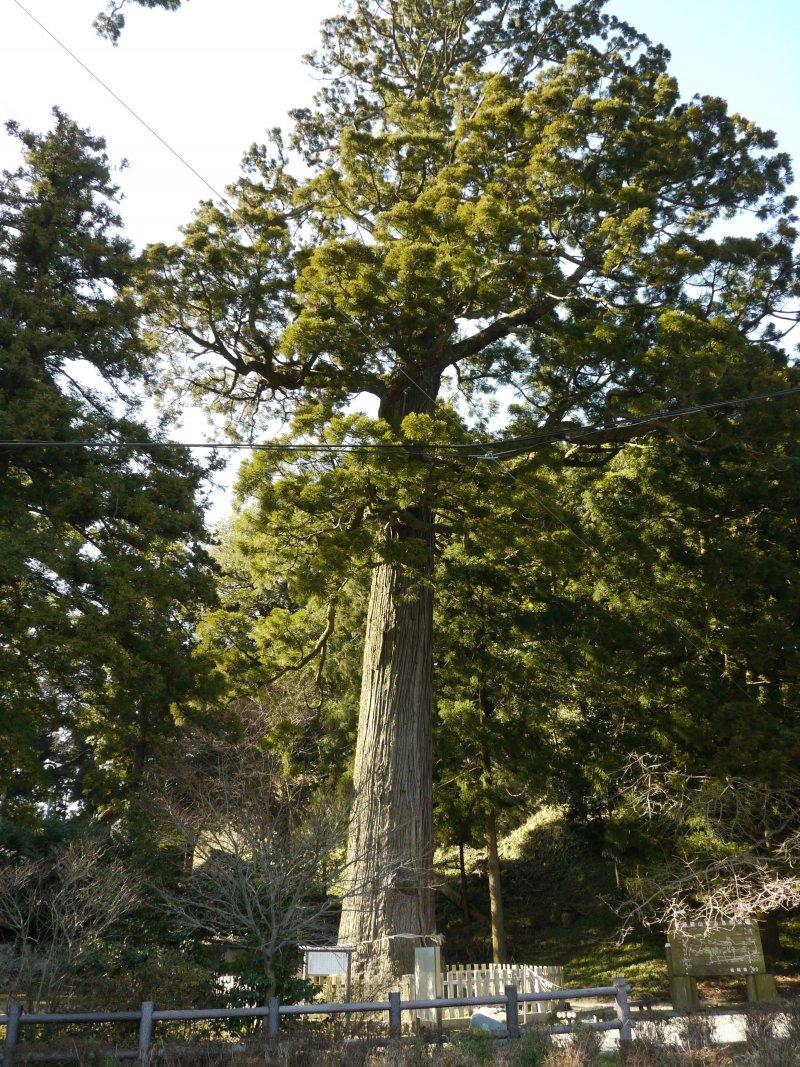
<box><xmin>1</xmin><ymin>979</ymin><xmax>632</xmax><ymax>1064</ymax></box>
<box><xmin>322</xmin><ymin>962</ymin><xmax>564</xmax><ymax>1023</ymax></box>
<box><xmin>437</xmin><ymin>964</ymin><xmax>564</xmax><ymax>1022</ymax></box>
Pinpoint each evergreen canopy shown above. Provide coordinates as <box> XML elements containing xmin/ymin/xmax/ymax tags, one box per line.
<box><xmin>0</xmin><ymin>112</ymin><xmax>219</xmax><ymax>828</ymax></box>
<box><xmin>107</xmin><ymin>0</ymin><xmax>800</xmax><ymax>971</ymax></box>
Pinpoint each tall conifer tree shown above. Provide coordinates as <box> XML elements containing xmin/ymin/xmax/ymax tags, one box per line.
<box><xmin>0</xmin><ymin>113</ymin><xmax>218</xmax><ymax>829</ymax></box>
<box><xmin>139</xmin><ymin>1</ymin><xmax>799</xmax><ymax>975</ymax></box>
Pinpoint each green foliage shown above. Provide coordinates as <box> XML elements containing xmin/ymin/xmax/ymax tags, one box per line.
<box><xmin>142</xmin><ymin>0</ymin><xmax>798</xmax><ymax>448</ymax></box>
<box><xmin>197</xmin><ymin>508</ymin><xmax>365</xmax><ymax>785</ymax></box>
<box><xmin>94</xmin><ymin>0</ymin><xmax>183</xmax><ymax>44</ymax></box>
<box><xmin>92</xmin><ymin>944</ymin><xmax>223</xmax><ymax>1011</ymax></box>
<box><xmin>0</xmin><ymin>111</ymin><xmax>220</xmax><ymax>831</ymax></box>
<box><xmin>434</xmin><ymin>464</ymin><xmax>584</xmax><ymax>847</ymax></box>
<box><xmin>137</xmin><ymin>0</ymin><xmax>800</xmax><ymax>735</ymax></box>
<box><xmin>585</xmin><ymin>428</ymin><xmax>800</xmax><ymax>780</ymax></box>
<box><xmin>222</xmin><ymin>947</ymin><xmax>315</xmax><ymax>1009</ymax></box>
<box><xmin>66</xmin><ymin>0</ymin><xmax>800</xmax><ymax>983</ymax></box>
<box><xmin>136</xmin><ymin>0</ymin><xmax>800</xmax><ymax>953</ymax></box>
<box><xmin>536</xmin><ymin>406</ymin><xmax>800</xmax><ymax>845</ymax></box>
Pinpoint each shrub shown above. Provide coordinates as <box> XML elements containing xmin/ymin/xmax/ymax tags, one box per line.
<box><xmin>436</xmin><ymin>1045</ymin><xmax>483</xmax><ymax>1066</ymax></box>
<box><xmin>384</xmin><ymin>1038</ymin><xmax>429</xmax><ymax>1067</ymax></box>
<box><xmin>621</xmin><ymin>1018</ymin><xmax>733</xmax><ymax>1067</ymax></box>
<box><xmin>620</xmin><ymin>1021</ymin><xmax>678</xmax><ymax>1067</ymax></box>
<box><xmin>507</xmin><ymin>1027</ymin><xmax>553</xmax><ymax>1067</ymax></box>
<box><xmin>449</xmin><ymin>1029</ymin><xmax>495</xmax><ymax>1065</ymax></box>
<box><xmin>93</xmin><ymin>944</ymin><xmax>223</xmax><ymax>1011</ymax></box>
<box><xmin>674</xmin><ymin>1015</ymin><xmax>716</xmax><ymax>1053</ymax></box>
<box><xmin>784</xmin><ymin>1000</ymin><xmax>800</xmax><ymax>1048</ymax></box>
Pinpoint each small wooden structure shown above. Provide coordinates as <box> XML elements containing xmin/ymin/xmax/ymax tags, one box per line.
<box><xmin>395</xmin><ymin>953</ymin><xmax>565</xmax><ymax>1028</ymax></box>
<box><xmin>666</xmin><ymin>921</ymin><xmax>778</xmax><ymax>1010</ymax></box>
<box><xmin>437</xmin><ymin>961</ymin><xmax>565</xmax><ymax>1023</ymax></box>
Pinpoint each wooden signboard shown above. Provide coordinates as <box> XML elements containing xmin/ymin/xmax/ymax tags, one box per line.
<box><xmin>665</xmin><ymin>922</ymin><xmax>777</xmax><ymax>1009</ymax></box>
<box><xmin>667</xmin><ymin>922</ymin><xmax>765</xmax><ymax>977</ymax></box>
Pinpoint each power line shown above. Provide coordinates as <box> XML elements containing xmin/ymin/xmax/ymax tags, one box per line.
<box><xmin>9</xmin><ymin>0</ymin><xmax>230</xmax><ymax>207</ymax></box>
<box><xmin>11</xmin><ymin>1</ymin><xmax>800</xmax><ymax>458</ymax></box>
<box><xmin>10</xmin><ymin>1</ymin><xmax>789</xmax><ymax>716</ymax></box>
<box><xmin>13</xmin><ymin>0</ymin><xmax>797</xmax><ymax>464</ymax></box>
<box><xmin>2</xmin><ymin>383</ymin><xmax>799</xmax><ymax>455</ymax></box>
<box><xmin>489</xmin><ymin>383</ymin><xmax>800</xmax><ymax>457</ymax></box>
<box><xmin>0</xmin><ymin>438</ymin><xmax>433</xmax><ymax>454</ymax></box>
<box><xmin>4</xmin><ymin>0</ymin><xmax>466</xmax><ymax>425</ymax></box>
<box><xmin>3</xmin><ymin>0</ymin><xmax>460</xmax><ymax>438</ymax></box>
<box><xmin>1</xmin><ymin>11</ymin><xmax>797</xmax><ymax>464</ymax></box>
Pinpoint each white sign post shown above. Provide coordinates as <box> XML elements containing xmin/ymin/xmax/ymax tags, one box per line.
<box><xmin>414</xmin><ymin>945</ymin><xmax>443</xmax><ymax>1026</ymax></box>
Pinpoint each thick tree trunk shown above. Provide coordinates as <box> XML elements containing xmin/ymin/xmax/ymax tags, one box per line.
<box><xmin>338</xmin><ymin>368</ymin><xmax>441</xmax><ymax>983</ymax></box>
<box><xmin>338</xmin><ymin>543</ymin><xmax>435</xmax><ymax>981</ymax></box>
<box><xmin>485</xmin><ymin>806</ymin><xmax>508</xmax><ymax>963</ymax></box>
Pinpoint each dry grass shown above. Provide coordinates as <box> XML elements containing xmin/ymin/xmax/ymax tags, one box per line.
<box><xmin>541</xmin><ymin>1028</ymin><xmax>604</xmax><ymax>1067</ymax></box>
<box><xmin>621</xmin><ymin>1021</ymin><xmax>733</xmax><ymax>1067</ymax></box>
<box><xmin>154</xmin><ymin>1036</ymin><xmax>490</xmax><ymax>1066</ymax></box>
<box><xmin>738</xmin><ymin>1002</ymin><xmax>800</xmax><ymax>1066</ymax></box>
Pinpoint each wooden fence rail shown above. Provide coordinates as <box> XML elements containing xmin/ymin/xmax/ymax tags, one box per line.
<box><xmin>1</xmin><ymin>979</ymin><xmax>633</xmax><ymax>1064</ymax></box>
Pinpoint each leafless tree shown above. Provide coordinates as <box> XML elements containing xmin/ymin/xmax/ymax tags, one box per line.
<box><xmin>0</xmin><ymin>838</ymin><xmax>140</xmax><ymax>1011</ymax></box>
<box><xmin>156</xmin><ymin>719</ymin><xmax>405</xmax><ymax>1002</ymax></box>
<box><xmin>617</xmin><ymin>755</ymin><xmax>800</xmax><ymax>938</ymax></box>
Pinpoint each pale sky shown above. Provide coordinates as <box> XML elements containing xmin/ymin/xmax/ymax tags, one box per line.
<box><xmin>2</xmin><ymin>0</ymin><xmax>798</xmax><ymax>518</ymax></box>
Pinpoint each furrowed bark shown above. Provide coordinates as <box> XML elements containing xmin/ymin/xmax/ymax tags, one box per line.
<box><xmin>338</xmin><ymin>535</ymin><xmax>436</xmax><ymax>980</ymax></box>
<box><xmin>339</xmin><ymin>372</ymin><xmax>440</xmax><ymax>982</ymax></box>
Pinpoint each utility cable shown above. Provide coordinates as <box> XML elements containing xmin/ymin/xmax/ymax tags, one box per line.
<box><xmin>6</xmin><ymin>1</ymin><xmax>800</xmax><ymax>463</ymax></box>
<box><xmin>9</xmin><ymin>0</ymin><xmax>231</xmax><ymax>207</ymax></box>
<box><xmin>490</xmin><ymin>384</ymin><xmax>800</xmax><ymax>458</ymax></box>
<box><xmin>2</xmin><ymin>383</ymin><xmax>799</xmax><ymax>455</ymax></box>
<box><xmin>7</xmin><ymin>0</ymin><xmax>787</xmax><ymax>713</ymax></box>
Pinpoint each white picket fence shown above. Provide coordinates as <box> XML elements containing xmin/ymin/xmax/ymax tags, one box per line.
<box><xmin>438</xmin><ymin>964</ymin><xmax>564</xmax><ymax>1022</ymax></box>
<box><xmin>320</xmin><ymin>962</ymin><xmax>564</xmax><ymax>1026</ymax></box>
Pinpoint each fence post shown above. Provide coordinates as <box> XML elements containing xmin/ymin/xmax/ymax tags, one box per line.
<box><xmin>138</xmin><ymin>1001</ymin><xmax>154</xmax><ymax>1065</ymax></box>
<box><xmin>388</xmin><ymin>991</ymin><xmax>402</xmax><ymax>1039</ymax></box>
<box><xmin>267</xmin><ymin>997</ymin><xmax>281</xmax><ymax>1039</ymax></box>
<box><xmin>613</xmin><ymin>978</ymin><xmax>633</xmax><ymax>1045</ymax></box>
<box><xmin>3</xmin><ymin>1003</ymin><xmax>22</xmax><ymax>1067</ymax></box>
<box><xmin>505</xmin><ymin>983</ymin><xmax>520</xmax><ymax>1039</ymax></box>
